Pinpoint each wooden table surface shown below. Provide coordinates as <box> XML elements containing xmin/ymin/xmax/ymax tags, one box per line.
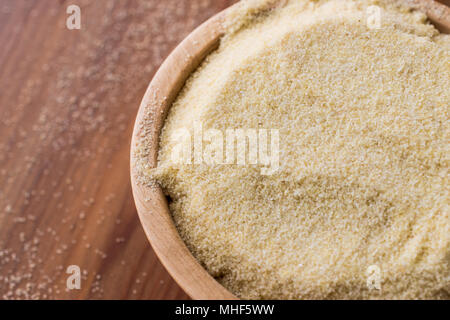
<box><xmin>0</xmin><ymin>0</ymin><xmax>236</xmax><ymax>300</ymax></box>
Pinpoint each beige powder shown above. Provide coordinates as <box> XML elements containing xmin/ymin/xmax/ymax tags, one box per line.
<box><xmin>145</xmin><ymin>0</ymin><xmax>449</xmax><ymax>299</ymax></box>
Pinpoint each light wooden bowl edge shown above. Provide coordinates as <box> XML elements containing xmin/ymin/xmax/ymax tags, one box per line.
<box><xmin>130</xmin><ymin>5</ymin><xmax>238</xmax><ymax>300</ymax></box>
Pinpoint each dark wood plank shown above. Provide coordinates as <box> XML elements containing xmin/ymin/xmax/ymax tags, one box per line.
<box><xmin>0</xmin><ymin>0</ymin><xmax>237</xmax><ymax>300</ymax></box>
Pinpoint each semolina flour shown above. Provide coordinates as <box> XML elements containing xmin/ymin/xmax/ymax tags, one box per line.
<box><xmin>143</xmin><ymin>0</ymin><xmax>450</xmax><ymax>299</ymax></box>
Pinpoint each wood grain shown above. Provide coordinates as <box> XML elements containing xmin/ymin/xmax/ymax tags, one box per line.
<box><xmin>0</xmin><ymin>0</ymin><xmax>237</xmax><ymax>300</ymax></box>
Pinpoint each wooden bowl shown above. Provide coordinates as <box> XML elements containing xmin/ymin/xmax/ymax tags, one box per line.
<box><xmin>130</xmin><ymin>0</ymin><xmax>450</xmax><ymax>300</ymax></box>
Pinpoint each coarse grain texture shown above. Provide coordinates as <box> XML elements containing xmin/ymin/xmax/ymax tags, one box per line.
<box><xmin>144</xmin><ymin>0</ymin><xmax>450</xmax><ymax>299</ymax></box>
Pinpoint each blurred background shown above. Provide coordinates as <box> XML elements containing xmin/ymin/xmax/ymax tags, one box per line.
<box><xmin>0</xmin><ymin>0</ymin><xmax>236</xmax><ymax>299</ymax></box>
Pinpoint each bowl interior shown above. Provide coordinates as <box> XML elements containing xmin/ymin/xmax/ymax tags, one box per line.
<box><xmin>131</xmin><ymin>0</ymin><xmax>450</xmax><ymax>300</ymax></box>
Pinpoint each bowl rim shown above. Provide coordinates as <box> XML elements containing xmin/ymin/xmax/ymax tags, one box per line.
<box><xmin>130</xmin><ymin>3</ymin><xmax>239</xmax><ymax>300</ymax></box>
<box><xmin>130</xmin><ymin>0</ymin><xmax>450</xmax><ymax>300</ymax></box>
